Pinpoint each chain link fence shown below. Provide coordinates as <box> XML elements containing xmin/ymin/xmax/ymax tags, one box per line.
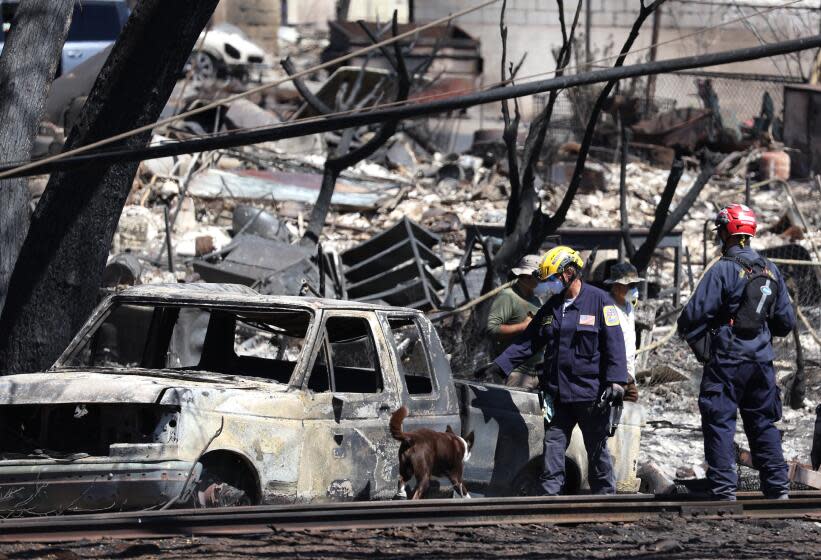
<box><xmin>653</xmin><ymin>70</ymin><xmax>802</xmax><ymax>130</ymax></box>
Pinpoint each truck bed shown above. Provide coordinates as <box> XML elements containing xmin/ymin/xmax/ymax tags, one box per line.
<box><xmin>453</xmin><ymin>380</ymin><xmax>545</xmax><ymax>497</ymax></box>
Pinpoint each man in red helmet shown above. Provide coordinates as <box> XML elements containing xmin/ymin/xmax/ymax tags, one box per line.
<box><xmin>678</xmin><ymin>203</ymin><xmax>795</xmax><ymax>501</ymax></box>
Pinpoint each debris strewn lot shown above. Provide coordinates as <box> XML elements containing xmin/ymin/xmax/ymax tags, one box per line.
<box><xmin>1</xmin><ymin>0</ymin><xmax>821</xmax><ymax>540</ymax></box>
<box><xmin>20</xmin><ymin>18</ymin><xmax>821</xmax><ymax>493</ymax></box>
<box><xmin>2</xmin><ymin>518</ymin><xmax>821</xmax><ymax>559</ymax></box>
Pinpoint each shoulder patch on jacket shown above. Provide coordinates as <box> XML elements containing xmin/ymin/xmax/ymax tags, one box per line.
<box><xmin>603</xmin><ymin>305</ymin><xmax>620</xmax><ymax>326</ymax></box>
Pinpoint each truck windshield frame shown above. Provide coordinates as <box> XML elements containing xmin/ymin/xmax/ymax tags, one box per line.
<box><xmin>59</xmin><ymin>301</ymin><xmax>313</xmax><ymax>385</ymax></box>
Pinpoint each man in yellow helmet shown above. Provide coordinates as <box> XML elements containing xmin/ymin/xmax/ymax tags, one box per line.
<box><xmin>476</xmin><ymin>246</ymin><xmax>628</xmax><ymax>495</ymax></box>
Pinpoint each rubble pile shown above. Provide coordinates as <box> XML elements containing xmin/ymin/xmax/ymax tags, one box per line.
<box><xmin>47</xmin><ymin>24</ymin><xmax>817</xmax><ymax>486</ymax></box>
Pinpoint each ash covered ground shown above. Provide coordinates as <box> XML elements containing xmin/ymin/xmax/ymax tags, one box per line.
<box><xmin>3</xmin><ymin>518</ymin><xmax>821</xmax><ymax>559</ymax></box>
<box><xmin>637</xmin><ymin>340</ymin><xmax>820</xmax><ymax>481</ymax></box>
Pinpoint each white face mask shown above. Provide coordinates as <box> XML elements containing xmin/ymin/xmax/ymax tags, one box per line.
<box><xmin>535</xmin><ymin>279</ymin><xmax>564</xmax><ymax>298</ymax></box>
<box><xmin>627</xmin><ymin>286</ymin><xmax>639</xmax><ymax>308</ymax></box>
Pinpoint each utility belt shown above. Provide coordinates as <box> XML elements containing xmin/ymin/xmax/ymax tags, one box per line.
<box><xmin>685</xmin><ymin>322</ymin><xmax>763</xmax><ymax>363</ymax></box>
<box><xmin>685</xmin><ymin>327</ymin><xmax>713</xmax><ymax>364</ymax></box>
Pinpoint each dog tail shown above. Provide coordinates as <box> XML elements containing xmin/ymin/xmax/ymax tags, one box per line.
<box><xmin>390</xmin><ymin>406</ymin><xmax>410</xmax><ymax>442</ymax></box>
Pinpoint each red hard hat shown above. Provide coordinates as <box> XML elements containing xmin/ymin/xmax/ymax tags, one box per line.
<box><xmin>714</xmin><ymin>204</ymin><xmax>757</xmax><ymax>236</ymax></box>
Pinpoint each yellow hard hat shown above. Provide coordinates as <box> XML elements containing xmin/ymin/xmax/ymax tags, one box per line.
<box><xmin>537</xmin><ymin>246</ymin><xmax>584</xmax><ymax>281</ymax></box>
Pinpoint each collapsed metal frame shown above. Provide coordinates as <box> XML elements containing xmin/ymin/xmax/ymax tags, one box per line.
<box><xmin>1</xmin><ymin>34</ymin><xmax>820</xmax><ymax>178</ymax></box>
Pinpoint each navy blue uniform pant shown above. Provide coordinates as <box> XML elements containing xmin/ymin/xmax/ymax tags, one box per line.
<box><xmin>541</xmin><ymin>401</ymin><xmax>615</xmax><ymax>495</ymax></box>
<box><xmin>699</xmin><ymin>359</ymin><xmax>789</xmax><ymax>499</ymax></box>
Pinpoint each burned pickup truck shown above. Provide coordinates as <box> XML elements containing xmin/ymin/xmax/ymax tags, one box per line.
<box><xmin>0</xmin><ymin>283</ymin><xmax>642</xmax><ymax>513</ymax></box>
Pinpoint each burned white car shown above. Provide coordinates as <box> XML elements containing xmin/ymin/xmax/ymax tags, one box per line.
<box><xmin>0</xmin><ymin>284</ymin><xmax>642</xmax><ymax>514</ymax></box>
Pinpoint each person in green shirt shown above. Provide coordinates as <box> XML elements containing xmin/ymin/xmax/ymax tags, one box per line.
<box><xmin>485</xmin><ymin>254</ymin><xmax>544</xmax><ymax>389</ymax></box>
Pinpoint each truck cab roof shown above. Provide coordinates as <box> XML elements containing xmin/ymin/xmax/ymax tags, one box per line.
<box><xmin>114</xmin><ymin>283</ymin><xmax>423</xmax><ymax>314</ymax></box>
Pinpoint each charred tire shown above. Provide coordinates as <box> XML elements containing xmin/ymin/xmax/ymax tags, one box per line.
<box><xmin>196</xmin><ymin>451</ymin><xmax>258</xmax><ymax>508</ymax></box>
<box><xmin>186</xmin><ymin>51</ymin><xmax>221</xmax><ymax>82</ymax></box>
<box><xmin>511</xmin><ymin>457</ymin><xmax>582</xmax><ymax>496</ymax></box>
<box><xmin>511</xmin><ymin>460</ymin><xmax>543</xmax><ymax>496</ymax></box>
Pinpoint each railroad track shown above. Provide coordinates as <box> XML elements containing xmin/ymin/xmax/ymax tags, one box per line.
<box><xmin>2</xmin><ymin>491</ymin><xmax>820</xmax><ymax>543</ymax></box>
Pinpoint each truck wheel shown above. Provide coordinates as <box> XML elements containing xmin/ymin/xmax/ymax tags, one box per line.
<box><xmin>511</xmin><ymin>458</ymin><xmax>582</xmax><ymax>496</ymax></box>
<box><xmin>511</xmin><ymin>461</ymin><xmax>543</xmax><ymax>496</ymax></box>
<box><xmin>187</xmin><ymin>51</ymin><xmax>220</xmax><ymax>82</ymax></box>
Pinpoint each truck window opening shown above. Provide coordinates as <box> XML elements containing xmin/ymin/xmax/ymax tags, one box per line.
<box><xmin>63</xmin><ymin>303</ymin><xmax>311</xmax><ymax>385</ymax></box>
<box><xmin>387</xmin><ymin>317</ymin><xmax>435</xmax><ymax>395</ymax></box>
<box><xmin>307</xmin><ymin>316</ymin><xmax>383</xmax><ymax>394</ymax></box>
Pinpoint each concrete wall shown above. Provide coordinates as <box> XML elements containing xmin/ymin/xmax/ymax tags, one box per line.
<box><xmin>285</xmin><ymin>0</ymin><xmax>410</xmax><ymax>27</ymax></box>
<box><xmin>285</xmin><ymin>0</ymin><xmax>335</xmax><ymax>26</ymax></box>
<box><xmin>415</xmin><ymin>1</ymin><xmax>819</xmax><ymax>117</ymax></box>
<box><xmin>213</xmin><ymin>0</ymin><xmax>281</xmax><ymax>55</ymax></box>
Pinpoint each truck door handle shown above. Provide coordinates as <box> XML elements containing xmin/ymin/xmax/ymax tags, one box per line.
<box><xmin>379</xmin><ymin>404</ymin><xmax>392</xmax><ymax>411</ymax></box>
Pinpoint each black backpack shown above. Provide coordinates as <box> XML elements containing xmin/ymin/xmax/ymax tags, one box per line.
<box><xmin>720</xmin><ymin>255</ymin><xmax>778</xmax><ymax>337</ymax></box>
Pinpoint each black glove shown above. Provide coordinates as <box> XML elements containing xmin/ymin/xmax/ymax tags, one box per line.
<box><xmin>598</xmin><ymin>383</ymin><xmax>625</xmax><ymax>409</ymax></box>
<box><xmin>474</xmin><ymin>362</ymin><xmax>504</xmax><ymax>381</ymax></box>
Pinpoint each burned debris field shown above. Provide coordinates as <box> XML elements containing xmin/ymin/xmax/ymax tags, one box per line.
<box><xmin>0</xmin><ymin>0</ymin><xmax>821</xmax><ymax>557</ymax></box>
<box><xmin>4</xmin><ymin>517</ymin><xmax>821</xmax><ymax>559</ymax></box>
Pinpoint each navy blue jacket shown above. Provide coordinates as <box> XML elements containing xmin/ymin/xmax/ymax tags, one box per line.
<box><xmin>494</xmin><ymin>283</ymin><xmax>628</xmax><ymax>403</ymax></box>
<box><xmin>677</xmin><ymin>244</ymin><xmax>795</xmax><ymax>362</ymax></box>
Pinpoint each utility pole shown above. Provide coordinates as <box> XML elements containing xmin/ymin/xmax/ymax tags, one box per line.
<box><xmin>585</xmin><ymin>0</ymin><xmax>593</xmax><ymax>65</ymax></box>
<box><xmin>644</xmin><ymin>5</ymin><xmax>662</xmax><ymax>110</ymax></box>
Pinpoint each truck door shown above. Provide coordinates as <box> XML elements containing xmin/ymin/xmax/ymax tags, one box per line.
<box><xmin>298</xmin><ymin>311</ymin><xmax>400</xmax><ymax>501</ymax></box>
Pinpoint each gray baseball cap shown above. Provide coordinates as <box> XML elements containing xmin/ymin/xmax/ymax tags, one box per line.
<box><xmin>511</xmin><ymin>254</ymin><xmax>542</xmax><ymax>277</ymax></box>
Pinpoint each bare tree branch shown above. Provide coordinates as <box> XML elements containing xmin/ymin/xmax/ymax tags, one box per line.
<box><xmin>499</xmin><ymin>0</ymin><xmax>522</xmax><ymax>236</ymax></box>
<box><xmin>356</xmin><ymin>19</ymin><xmax>399</xmax><ymax>72</ymax></box>
<box><xmin>281</xmin><ymin>57</ymin><xmax>333</xmax><ymax>115</ymax></box>
<box><xmin>630</xmin><ymin>156</ymin><xmax>684</xmax><ymax>273</ymax></box>
<box><xmin>488</xmin><ymin>0</ymin><xmax>582</xmax><ymax>286</ymax></box>
<box><xmin>301</xmin><ymin>11</ymin><xmax>411</xmax><ymax>247</ymax></box>
<box><xmin>533</xmin><ymin>0</ymin><xmax>668</xmax><ymax>249</ymax></box>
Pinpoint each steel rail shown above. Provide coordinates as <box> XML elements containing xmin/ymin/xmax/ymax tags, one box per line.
<box><xmin>0</xmin><ymin>33</ymin><xmax>819</xmax><ymax>179</ymax></box>
<box><xmin>1</xmin><ymin>492</ymin><xmax>820</xmax><ymax>543</ymax></box>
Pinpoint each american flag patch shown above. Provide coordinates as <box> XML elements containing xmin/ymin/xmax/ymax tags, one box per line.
<box><xmin>579</xmin><ymin>314</ymin><xmax>595</xmax><ymax>326</ymax></box>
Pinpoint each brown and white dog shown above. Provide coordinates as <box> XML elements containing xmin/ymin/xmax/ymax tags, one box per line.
<box><xmin>389</xmin><ymin>405</ymin><xmax>474</xmax><ymax>499</ymax></box>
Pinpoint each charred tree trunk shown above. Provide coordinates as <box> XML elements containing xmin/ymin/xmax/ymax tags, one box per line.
<box><xmin>619</xmin><ymin>119</ymin><xmax>635</xmax><ymax>259</ymax></box>
<box><xmin>530</xmin><ymin>0</ymin><xmax>668</xmax><ymax>252</ymax></box>
<box><xmin>0</xmin><ymin>0</ymin><xmax>73</xmax><ymax>314</ymax></box>
<box><xmin>661</xmin><ymin>151</ymin><xmax>718</xmax><ymax>235</ymax></box>
<box><xmin>488</xmin><ymin>0</ymin><xmax>582</xmax><ymax>288</ymax></box>
<box><xmin>499</xmin><ymin>0</ymin><xmax>522</xmax><ymax>236</ymax></box>
<box><xmin>0</xmin><ymin>0</ymin><xmax>219</xmax><ymax>374</ymax></box>
<box><xmin>336</xmin><ymin>0</ymin><xmax>352</xmax><ymax>21</ymax></box>
<box><xmin>629</xmin><ymin>150</ymin><xmax>719</xmax><ymax>273</ymax></box>
<box><xmin>303</xmin><ymin>166</ymin><xmax>342</xmax><ymax>246</ymax></box>
<box><xmin>784</xmin><ymin>301</ymin><xmax>806</xmax><ymax>409</ymax></box>
<box><xmin>630</xmin><ymin>157</ymin><xmax>684</xmax><ymax>273</ymax></box>
<box><xmin>300</xmin><ymin>13</ymin><xmax>410</xmax><ymax>248</ymax></box>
